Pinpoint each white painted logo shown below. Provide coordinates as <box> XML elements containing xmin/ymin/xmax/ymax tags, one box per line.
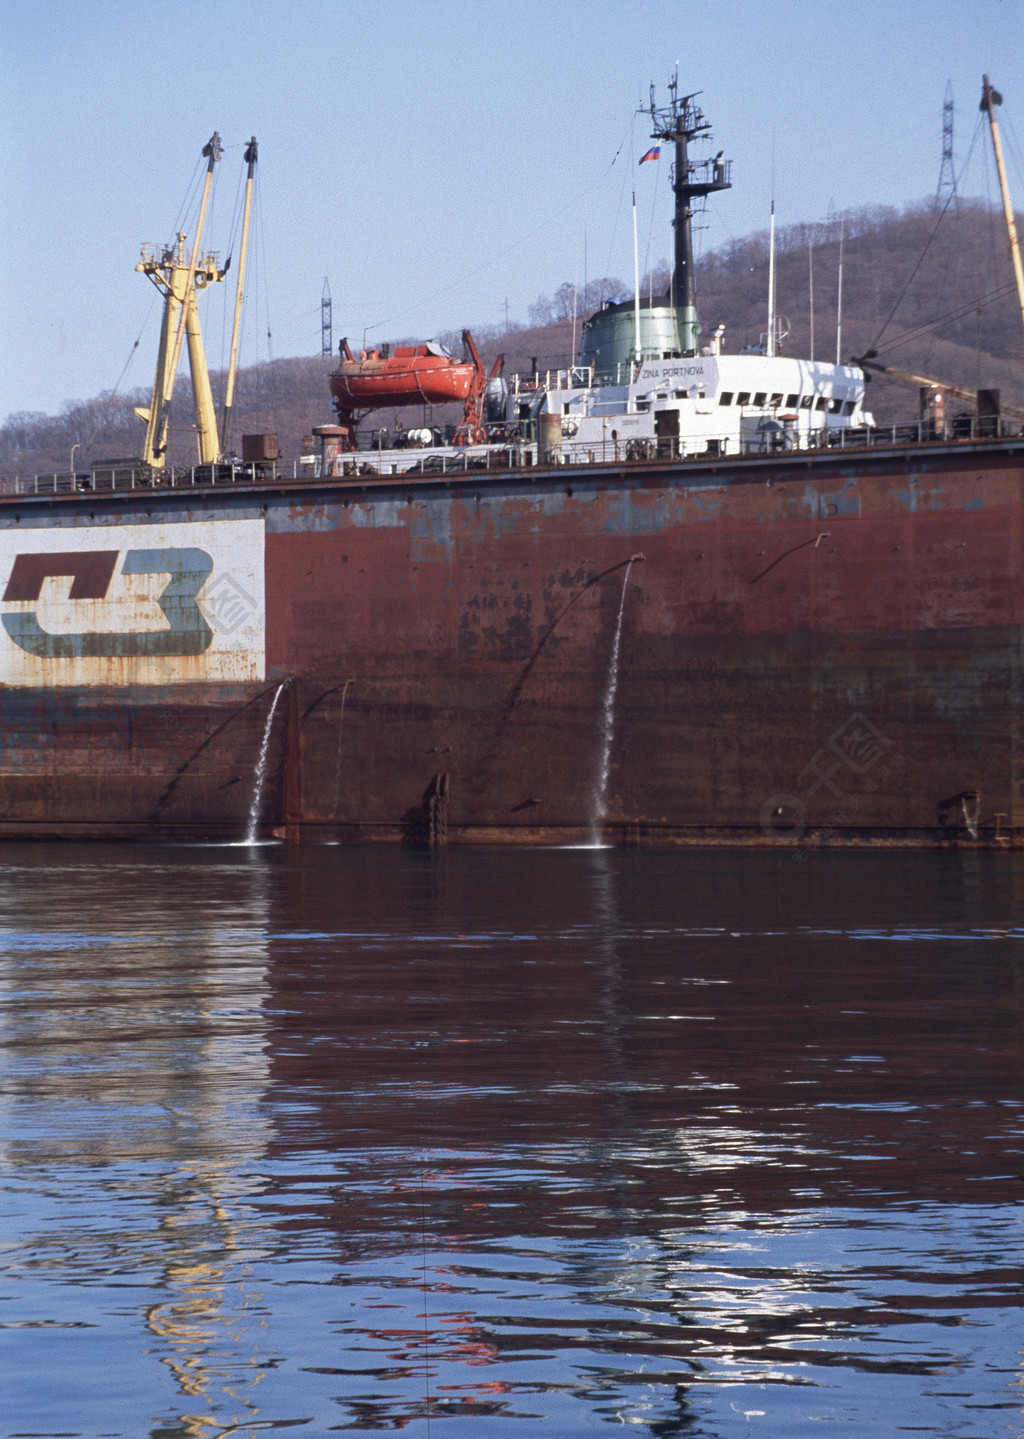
<box><xmin>0</xmin><ymin>518</ymin><xmax>265</xmax><ymax>686</ymax></box>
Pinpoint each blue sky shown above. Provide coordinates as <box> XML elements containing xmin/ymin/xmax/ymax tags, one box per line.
<box><xmin>1</xmin><ymin>0</ymin><xmax>1021</xmax><ymax>423</ymax></box>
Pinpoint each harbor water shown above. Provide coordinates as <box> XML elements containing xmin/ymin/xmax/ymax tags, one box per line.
<box><xmin>1</xmin><ymin>844</ymin><xmax>1022</xmax><ymax>1437</ymax></box>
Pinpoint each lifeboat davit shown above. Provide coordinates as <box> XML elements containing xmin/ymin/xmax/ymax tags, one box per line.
<box><xmin>330</xmin><ymin>340</ymin><xmax>476</xmax><ymax>410</ymax></box>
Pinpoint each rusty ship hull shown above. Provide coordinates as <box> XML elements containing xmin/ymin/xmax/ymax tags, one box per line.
<box><xmin>1</xmin><ymin>436</ymin><xmax>1023</xmax><ymax>846</ymax></box>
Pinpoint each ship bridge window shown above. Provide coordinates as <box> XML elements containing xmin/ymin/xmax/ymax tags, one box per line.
<box><xmin>656</xmin><ymin>392</ymin><xmax>669</xmax><ymax>399</ymax></box>
<box><xmin>736</xmin><ymin>391</ymin><xmax>751</xmax><ymax>405</ymax></box>
<box><xmin>674</xmin><ymin>389</ymin><xmax>688</xmax><ymax>399</ymax></box>
<box><xmin>800</xmin><ymin>395</ymin><xmax>813</xmax><ymax>409</ymax></box>
<box><xmin>815</xmin><ymin>396</ymin><xmax>828</xmax><ymax>411</ymax></box>
<box><xmin>770</xmin><ymin>393</ymin><xmax>783</xmax><ymax>407</ymax></box>
<box><xmin>635</xmin><ymin>399</ymin><xmax>650</xmax><ymax>412</ymax></box>
<box><xmin>842</xmin><ymin>400</ymin><xmax>856</xmax><ymax>416</ymax></box>
<box><xmin>719</xmin><ymin>391</ymin><xmax>734</xmax><ymax>406</ymax></box>
<box><xmin>828</xmin><ymin>397</ymin><xmax>843</xmax><ymax>414</ymax></box>
<box><xmin>786</xmin><ymin>393</ymin><xmax>799</xmax><ymax>408</ymax></box>
<box><xmin>754</xmin><ymin>391</ymin><xmax>767</xmax><ymax>407</ymax></box>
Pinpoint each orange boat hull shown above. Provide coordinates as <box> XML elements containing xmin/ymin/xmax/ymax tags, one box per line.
<box><xmin>331</xmin><ymin>347</ymin><xmax>475</xmax><ymax>409</ymax></box>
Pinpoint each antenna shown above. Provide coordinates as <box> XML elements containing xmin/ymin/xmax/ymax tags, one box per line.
<box><xmin>938</xmin><ymin>81</ymin><xmax>959</xmax><ymax>205</ymax></box>
<box><xmin>835</xmin><ymin>217</ymin><xmax>845</xmax><ymax>367</ymax></box>
<box><xmin>808</xmin><ymin>230</ymin><xmax>815</xmax><ymax>363</ymax></box>
<box><xmin>647</xmin><ymin>79</ymin><xmax>731</xmax><ymax>355</ymax></box>
<box><xmin>321</xmin><ymin>278</ymin><xmax>333</xmax><ymax>357</ymax></box>
<box><xmin>632</xmin><ymin>190</ymin><xmax>642</xmax><ymax>370</ymax></box>
<box><xmin>767</xmin><ymin>203</ymin><xmax>776</xmax><ymax>357</ymax></box>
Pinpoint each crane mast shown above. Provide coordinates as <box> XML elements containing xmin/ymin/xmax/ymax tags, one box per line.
<box><xmin>221</xmin><ymin>137</ymin><xmax>257</xmax><ymax>457</ymax></box>
<box><xmin>980</xmin><ymin>76</ymin><xmax>1024</xmax><ymax>345</ymax></box>
<box><xmin>135</xmin><ymin>133</ymin><xmax>225</xmax><ymax>467</ymax></box>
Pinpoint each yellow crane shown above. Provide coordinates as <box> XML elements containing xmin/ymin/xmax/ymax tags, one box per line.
<box><xmin>220</xmin><ymin>137</ymin><xmax>257</xmax><ymax>456</ymax></box>
<box><xmin>135</xmin><ymin>134</ymin><xmax>225</xmax><ymax>467</ymax></box>
<box><xmin>134</xmin><ymin>133</ymin><xmax>258</xmax><ymax>470</ymax></box>
<box><xmin>981</xmin><ymin>75</ymin><xmax>1024</xmax><ymax>343</ymax></box>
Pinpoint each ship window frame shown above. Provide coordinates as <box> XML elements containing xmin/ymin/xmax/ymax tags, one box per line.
<box><xmin>800</xmin><ymin>394</ymin><xmax>813</xmax><ymax>409</ymax></box>
<box><xmin>842</xmin><ymin>400</ymin><xmax>856</xmax><ymax>416</ymax></box>
<box><xmin>828</xmin><ymin>397</ymin><xmax>843</xmax><ymax>414</ymax></box>
<box><xmin>770</xmin><ymin>392</ymin><xmax>783</xmax><ymax>407</ymax></box>
<box><xmin>815</xmin><ymin>396</ymin><xmax>828</xmax><ymax>411</ymax></box>
<box><xmin>753</xmin><ymin>391</ymin><xmax>767</xmax><ymax>407</ymax></box>
<box><xmin>736</xmin><ymin>391</ymin><xmax>751</xmax><ymax>406</ymax></box>
<box><xmin>785</xmin><ymin>393</ymin><xmax>799</xmax><ymax>408</ymax></box>
<box><xmin>719</xmin><ymin>391</ymin><xmax>734</xmax><ymax>406</ymax></box>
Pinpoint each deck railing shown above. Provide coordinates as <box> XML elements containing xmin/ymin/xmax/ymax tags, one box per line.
<box><xmin>4</xmin><ymin>416</ymin><xmax>1019</xmax><ymax>499</ymax></box>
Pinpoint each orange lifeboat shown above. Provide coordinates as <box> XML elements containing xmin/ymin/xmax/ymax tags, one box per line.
<box><xmin>330</xmin><ymin>340</ymin><xmax>476</xmax><ymax>410</ymax></box>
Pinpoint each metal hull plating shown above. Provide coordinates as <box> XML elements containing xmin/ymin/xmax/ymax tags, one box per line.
<box><xmin>2</xmin><ymin>439</ymin><xmax>1023</xmax><ymax>846</ymax></box>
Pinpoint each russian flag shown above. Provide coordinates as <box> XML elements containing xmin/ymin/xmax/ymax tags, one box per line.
<box><xmin>639</xmin><ymin>146</ymin><xmax>661</xmax><ymax>164</ymax></box>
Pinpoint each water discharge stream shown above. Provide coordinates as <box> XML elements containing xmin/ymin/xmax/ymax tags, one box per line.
<box><xmin>331</xmin><ymin>677</ymin><xmax>355</xmax><ymax>818</ymax></box>
<box><xmin>590</xmin><ymin>558</ymin><xmax>634</xmax><ymax>845</ymax></box>
<box><xmin>245</xmin><ymin>681</ymin><xmax>286</xmax><ymax>843</ymax></box>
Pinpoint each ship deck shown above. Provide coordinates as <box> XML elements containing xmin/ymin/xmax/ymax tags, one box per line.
<box><xmin>5</xmin><ymin>430</ymin><xmax>1024</xmax><ymax>508</ymax></box>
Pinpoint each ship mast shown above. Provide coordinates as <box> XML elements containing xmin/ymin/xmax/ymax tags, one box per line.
<box><xmin>648</xmin><ymin>77</ymin><xmax>731</xmax><ymax>356</ymax></box>
<box><xmin>135</xmin><ymin>133</ymin><xmax>225</xmax><ymax>467</ymax></box>
<box><xmin>980</xmin><ymin>76</ymin><xmax>1024</xmax><ymax>343</ymax></box>
<box><xmin>220</xmin><ymin>137</ymin><xmax>257</xmax><ymax>457</ymax></box>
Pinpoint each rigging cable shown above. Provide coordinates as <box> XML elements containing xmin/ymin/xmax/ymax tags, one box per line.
<box><xmin>257</xmin><ymin>177</ymin><xmax>278</xmax><ymax>432</ymax></box>
<box><xmin>600</xmin><ymin>109</ymin><xmax>637</xmax><ymax>297</ymax></box>
<box><xmin>81</xmin><ymin>296</ymin><xmax>160</xmax><ymax>458</ymax></box>
<box><xmin>363</xmin><ymin>118</ymin><xmax>634</xmax><ymax>335</ymax></box>
<box><xmin>866</xmin><ymin>113</ymin><xmax>984</xmax><ymax>356</ymax></box>
<box><xmin>879</xmin><ymin>280</ymin><xmax>1016</xmax><ymax>353</ymax></box>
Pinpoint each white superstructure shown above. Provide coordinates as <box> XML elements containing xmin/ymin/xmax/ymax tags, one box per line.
<box><xmin>511</xmin><ymin>350</ymin><xmax>872</xmax><ymax>462</ymax></box>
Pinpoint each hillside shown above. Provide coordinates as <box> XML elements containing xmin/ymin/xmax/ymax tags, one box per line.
<box><xmin>3</xmin><ymin>199</ymin><xmax>1022</xmax><ymax>480</ymax></box>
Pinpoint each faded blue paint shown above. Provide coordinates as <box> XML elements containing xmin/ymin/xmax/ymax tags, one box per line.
<box><xmin>800</xmin><ymin>484</ymin><xmax>828</xmax><ymax>516</ymax></box>
<box><xmin>818</xmin><ymin>491</ymin><xmax>862</xmax><ymax>518</ymax></box>
<box><xmin>1</xmin><ymin>499</ymin><xmax>263</xmax><ymax>531</ymax></box>
<box><xmin>409</xmin><ymin>498</ymin><xmax>454</xmax><ymax>559</ymax></box>
<box><xmin>266</xmin><ymin>499</ymin><xmax>342</xmax><ymax>533</ymax></box>
<box><xmin>345</xmin><ymin>499</ymin><xmax>404</xmax><ymax>530</ymax></box>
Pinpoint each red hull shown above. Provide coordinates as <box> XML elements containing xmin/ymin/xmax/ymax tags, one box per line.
<box><xmin>2</xmin><ymin>437</ymin><xmax>1024</xmax><ymax>846</ymax></box>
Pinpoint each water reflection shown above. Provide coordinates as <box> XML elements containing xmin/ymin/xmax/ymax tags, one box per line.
<box><xmin>0</xmin><ymin>851</ymin><xmax>281</xmax><ymax>1438</ymax></box>
<box><xmin>1</xmin><ymin>846</ymin><xmax>1023</xmax><ymax>1436</ymax></box>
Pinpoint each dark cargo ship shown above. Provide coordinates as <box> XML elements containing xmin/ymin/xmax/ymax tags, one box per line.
<box><xmin>2</xmin><ymin>79</ymin><xmax>1023</xmax><ymax>847</ymax></box>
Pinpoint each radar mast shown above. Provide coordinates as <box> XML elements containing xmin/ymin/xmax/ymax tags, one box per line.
<box><xmin>648</xmin><ymin>76</ymin><xmax>731</xmax><ymax>356</ymax></box>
